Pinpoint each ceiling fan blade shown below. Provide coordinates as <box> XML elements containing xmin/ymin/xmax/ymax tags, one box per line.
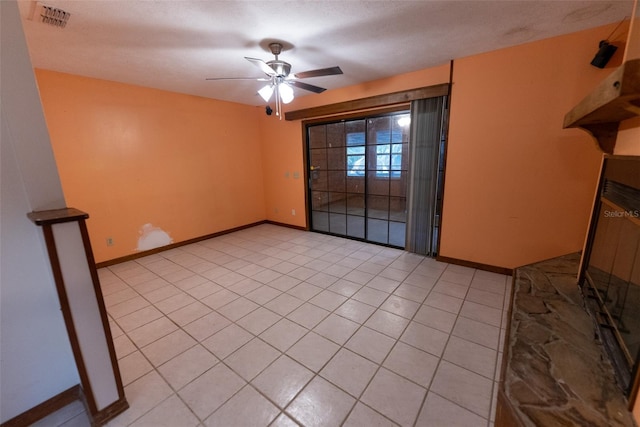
<box><xmin>288</xmin><ymin>80</ymin><xmax>327</xmax><ymax>94</ymax></box>
<box><xmin>206</xmin><ymin>77</ymin><xmax>270</xmax><ymax>81</ymax></box>
<box><xmin>293</xmin><ymin>66</ymin><xmax>343</xmax><ymax>79</ymax></box>
<box><xmin>245</xmin><ymin>57</ymin><xmax>277</xmax><ymax>76</ymax></box>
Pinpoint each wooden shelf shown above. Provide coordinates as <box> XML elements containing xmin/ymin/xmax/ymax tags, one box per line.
<box><xmin>563</xmin><ymin>59</ymin><xmax>640</xmax><ymax>153</ymax></box>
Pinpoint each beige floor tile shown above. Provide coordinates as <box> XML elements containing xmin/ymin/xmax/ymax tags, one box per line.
<box><xmin>335</xmin><ymin>299</ymin><xmax>376</xmax><ymax>324</ymax></box>
<box><xmin>144</xmin><ymin>285</ymin><xmax>182</xmax><ymax>304</ymax></box>
<box><xmin>430</xmin><ymin>361</ymin><xmax>493</xmax><ymax>418</ymax></box>
<box><xmin>452</xmin><ymin>316</ymin><xmax>500</xmax><ymax>350</ymax></box>
<box><xmin>260</xmin><ymin>318</ymin><xmax>308</xmax><ymax>352</ymax></box>
<box><xmin>392</xmin><ymin>283</ymin><xmax>429</xmax><ymax>303</ymax></box>
<box><xmin>113</xmin><ymin>334</ymin><xmax>136</xmax><ymax>359</ymax></box>
<box><xmin>402</xmin><ymin>273</ymin><xmax>438</xmax><ymax>290</ymax></box>
<box><xmin>129</xmin><ymin>394</ymin><xmax>199</xmax><ymax>427</ymax></box>
<box><xmin>213</xmin><ymin>271</ymin><xmax>246</xmax><ymax>287</ymax></box>
<box><xmin>343</xmin><ymin>402</ymin><xmax>398</xmax><ymax>427</ymax></box>
<box><xmin>108</xmin><ymin>371</ymin><xmax>173</xmax><ymax>426</ymax></box>
<box><xmin>117</xmin><ymin>351</ymin><xmax>153</xmax><ymax>386</ymax></box>
<box><xmin>400</xmin><ymin>322</ymin><xmax>449</xmax><ymax>357</ymax></box>
<box><xmin>439</xmin><ymin>270</ymin><xmax>473</xmax><ymax>286</ymax></box>
<box><xmin>460</xmin><ymin>300</ymin><xmax>502</xmax><ymax>327</ymax></box>
<box><xmin>201</xmin><ymin>289</ymin><xmax>240</xmax><ymax>310</ymax></box>
<box><xmin>178</xmin><ymin>363</ymin><xmax>245</xmax><ymax>419</ymax></box>
<box><xmin>287</xmin><ymin>376</ymin><xmax>356</xmax><ymax>427</ymax></box>
<box><xmin>413</xmin><ymin>305</ymin><xmax>457</xmax><ymax>334</ymax></box>
<box><xmin>383</xmin><ymin>341</ymin><xmax>439</xmax><ymax>388</ymax></box>
<box><xmin>345</xmin><ymin>327</ymin><xmax>395</xmax><ymax>364</ymax></box>
<box><xmin>327</xmin><ymin>279</ymin><xmax>363</xmax><ymax>297</ymax></box>
<box><xmin>352</xmin><ymin>287</ymin><xmax>389</xmax><ymax>307</ymax></box>
<box><xmin>324</xmin><ymin>263</ymin><xmax>352</xmax><ymax>278</ymax></box>
<box><xmin>184</xmin><ymin>280</ymin><xmax>224</xmax><ymax>300</ymax></box>
<box><xmin>423</xmin><ymin>291</ymin><xmax>463</xmax><ymax>314</ymax></box>
<box><xmin>416</xmin><ymin>392</ymin><xmax>487</xmax><ymax>427</ymax></box>
<box><xmin>378</xmin><ymin>268</ymin><xmax>410</xmax><ymax>283</ymax></box>
<box><xmin>380</xmin><ymin>295</ymin><xmax>420</xmax><ymax>319</ymax></box>
<box><xmin>265</xmin><ymin>293</ymin><xmax>305</xmax><ymax>316</ymax></box>
<box><xmin>127</xmin><ymin>316</ymin><xmax>178</xmax><ymax>348</ymax></box>
<box><xmin>236</xmin><ymin>306</ymin><xmax>282</xmax><ymax>334</ymax></box>
<box><xmin>141</xmin><ymin>329</ymin><xmax>197</xmax><ymax>367</ymax></box>
<box><xmin>167</xmin><ymin>301</ymin><xmax>211</xmax><ymax>327</ymax></box>
<box><xmin>367</xmin><ymin>276</ymin><xmax>402</xmax><ymax>293</ymax></box>
<box><xmin>286</xmin><ymin>302</ymin><xmax>330</xmax><ymax>329</ymax></box>
<box><xmin>235</xmin><ymin>263</ymin><xmax>266</xmax><ymax>277</ymax></box>
<box><xmin>252</xmin><ymin>355</ymin><xmax>314</xmax><ymax>408</ymax></box>
<box><xmin>244</xmin><ymin>285</ymin><xmax>282</xmax><ymax>304</ymax></box>
<box><xmin>133</xmin><ymin>278</ymin><xmax>171</xmax><ymax>296</ymax></box>
<box><xmin>443</xmin><ymin>336</ymin><xmax>497</xmax><ymax>379</ymax></box>
<box><xmin>286</xmin><ymin>332</ymin><xmax>339</xmax><ymax>372</ymax></box>
<box><xmin>432</xmin><ymin>280</ymin><xmax>469</xmax><ymax>299</ymax></box>
<box><xmin>465</xmin><ymin>287</ymin><xmax>504</xmax><ymax>309</ymax></box>
<box><xmin>271</xmin><ymin>261</ymin><xmax>299</xmax><ymax>274</ymax></box>
<box><xmin>361</xmin><ymin>368</ymin><xmax>426</xmax><ymax>427</ymax></box>
<box><xmin>205</xmin><ymin>385</ymin><xmax>279</xmax><ymax>426</ymax></box>
<box><xmin>108</xmin><ymin>296</ymin><xmax>151</xmax><ymax>319</ymax></box>
<box><xmin>154</xmin><ymin>292</ymin><xmax>197</xmax><ymax>314</ymax></box>
<box><xmin>309</xmin><ymin>290</ymin><xmax>348</xmax><ymax>311</ymax></box>
<box><xmin>342</xmin><ymin>270</ymin><xmax>376</xmax><ymax>285</ymax></box>
<box><xmin>104</xmin><ymin>287</ymin><xmax>138</xmax><ymax>308</ymax></box>
<box><xmin>288</xmin><ymin>266</ymin><xmax>317</xmax><ymax>281</ymax></box>
<box><xmin>287</xmin><ymin>282</ymin><xmax>323</xmax><ymax>301</ymax></box>
<box><xmin>31</xmin><ymin>400</ymin><xmax>89</xmax><ymax>427</ymax></box>
<box><xmin>157</xmin><ymin>344</ymin><xmax>218</xmax><ymax>390</ymax></box>
<box><xmin>92</xmin><ymin>225</ymin><xmax>509</xmax><ymax>427</ymax></box>
<box><xmin>320</xmin><ymin>348</ymin><xmax>378</xmax><ymax>397</ymax></box>
<box><xmin>227</xmin><ymin>277</ymin><xmax>263</xmax><ymax>296</ymax></box>
<box><xmin>251</xmin><ymin>268</ymin><xmax>283</xmax><ymax>284</ymax></box>
<box><xmin>217</xmin><ymin>297</ymin><xmax>259</xmax><ymax>321</ymax></box>
<box><xmin>225</xmin><ymin>338</ymin><xmax>280</xmax><ymax>380</ymax></box>
<box><xmin>470</xmin><ymin>277</ymin><xmax>506</xmax><ymax>295</ymax></box>
<box><xmin>202</xmin><ymin>323</ymin><xmax>253</xmax><ymax>359</ymax></box>
<box><xmin>364</xmin><ymin>310</ymin><xmax>409</xmax><ymax>339</ymax></box>
<box><xmin>182</xmin><ymin>311</ymin><xmax>231</xmax><ymax>342</ymax></box>
<box><xmin>117</xmin><ymin>306</ymin><xmax>164</xmax><ymax>332</ymax></box>
<box><xmin>313</xmin><ymin>313</ymin><xmax>359</xmax><ymax>345</ymax></box>
<box><xmin>306</xmin><ymin>272</ymin><xmax>340</xmax><ymax>289</ymax></box>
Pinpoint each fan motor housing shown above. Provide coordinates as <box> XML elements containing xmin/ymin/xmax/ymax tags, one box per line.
<box><xmin>267</xmin><ymin>60</ymin><xmax>291</xmax><ymax>77</ymax></box>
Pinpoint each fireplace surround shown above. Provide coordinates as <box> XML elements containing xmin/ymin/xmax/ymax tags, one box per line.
<box><xmin>580</xmin><ymin>155</ymin><xmax>640</xmax><ymax>397</ymax></box>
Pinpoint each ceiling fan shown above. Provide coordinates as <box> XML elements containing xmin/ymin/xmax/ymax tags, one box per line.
<box><xmin>206</xmin><ymin>42</ymin><xmax>343</xmax><ymax>119</ymax></box>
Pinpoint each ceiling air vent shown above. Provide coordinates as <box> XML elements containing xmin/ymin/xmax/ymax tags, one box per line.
<box><xmin>34</xmin><ymin>3</ymin><xmax>71</xmax><ymax>28</ymax></box>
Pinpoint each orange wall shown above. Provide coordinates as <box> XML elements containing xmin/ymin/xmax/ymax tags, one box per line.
<box><xmin>36</xmin><ymin>70</ymin><xmax>266</xmax><ymax>263</ymax></box>
<box><xmin>438</xmin><ymin>22</ymin><xmax>629</xmax><ymax>269</ymax></box>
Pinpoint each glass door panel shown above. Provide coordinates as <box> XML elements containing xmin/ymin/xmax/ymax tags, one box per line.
<box><xmin>308</xmin><ymin>112</ymin><xmax>410</xmax><ymax>247</ymax></box>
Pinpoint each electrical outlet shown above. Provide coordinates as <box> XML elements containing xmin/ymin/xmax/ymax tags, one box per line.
<box><xmin>106</xmin><ymin>237</ymin><xmax>114</xmax><ymax>246</ymax></box>
<box><xmin>291</xmin><ymin>209</ymin><xmax>296</xmax><ymax>216</ymax></box>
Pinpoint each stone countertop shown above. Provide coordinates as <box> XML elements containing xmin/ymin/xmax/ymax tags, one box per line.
<box><xmin>499</xmin><ymin>253</ymin><xmax>637</xmax><ymax>426</ymax></box>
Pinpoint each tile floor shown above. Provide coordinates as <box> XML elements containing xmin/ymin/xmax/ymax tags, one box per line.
<box><xmin>42</xmin><ymin>224</ymin><xmax>511</xmax><ymax>427</ymax></box>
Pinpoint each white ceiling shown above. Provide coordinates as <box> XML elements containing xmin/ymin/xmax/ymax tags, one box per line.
<box><xmin>18</xmin><ymin>0</ymin><xmax>634</xmax><ymax>106</ymax></box>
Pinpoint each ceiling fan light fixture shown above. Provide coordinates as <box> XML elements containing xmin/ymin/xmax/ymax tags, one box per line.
<box><xmin>258</xmin><ymin>84</ymin><xmax>274</xmax><ymax>102</ymax></box>
<box><xmin>279</xmin><ymin>83</ymin><xmax>294</xmax><ymax>104</ymax></box>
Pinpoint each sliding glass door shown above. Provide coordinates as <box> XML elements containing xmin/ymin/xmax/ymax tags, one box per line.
<box><xmin>308</xmin><ymin>112</ymin><xmax>410</xmax><ymax>247</ymax></box>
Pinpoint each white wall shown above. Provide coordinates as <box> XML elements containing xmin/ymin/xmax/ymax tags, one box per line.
<box><xmin>0</xmin><ymin>0</ymin><xmax>79</xmax><ymax>421</ymax></box>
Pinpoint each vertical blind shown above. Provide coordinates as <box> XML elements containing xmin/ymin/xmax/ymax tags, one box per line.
<box><xmin>405</xmin><ymin>96</ymin><xmax>446</xmax><ymax>256</ymax></box>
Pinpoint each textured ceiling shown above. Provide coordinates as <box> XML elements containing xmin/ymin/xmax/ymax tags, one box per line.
<box><xmin>18</xmin><ymin>0</ymin><xmax>634</xmax><ymax>106</ymax></box>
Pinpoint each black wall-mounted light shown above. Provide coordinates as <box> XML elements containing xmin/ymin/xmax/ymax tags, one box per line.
<box><xmin>590</xmin><ymin>40</ymin><xmax>618</xmax><ymax>69</ymax></box>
